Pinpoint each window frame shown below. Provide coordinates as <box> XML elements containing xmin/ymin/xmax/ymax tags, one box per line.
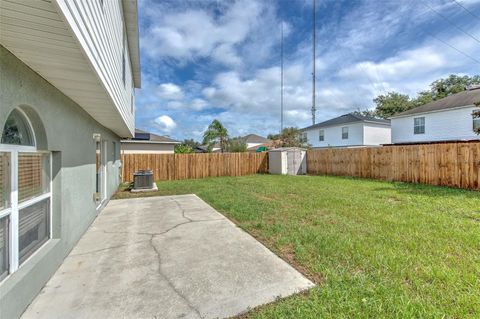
<box><xmin>319</xmin><ymin>129</ymin><xmax>325</xmax><ymax>142</ymax></box>
<box><xmin>341</xmin><ymin>127</ymin><xmax>349</xmax><ymax>140</ymax></box>
<box><xmin>414</xmin><ymin>117</ymin><xmax>425</xmax><ymax>135</ymax></box>
<box><xmin>473</xmin><ymin>117</ymin><xmax>480</xmax><ymax>131</ymax></box>
<box><xmin>0</xmin><ymin>111</ymin><xmax>52</xmax><ymax>283</ymax></box>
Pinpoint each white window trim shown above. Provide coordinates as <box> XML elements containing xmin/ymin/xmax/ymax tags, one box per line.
<box><xmin>319</xmin><ymin>130</ymin><xmax>325</xmax><ymax>142</ymax></box>
<box><xmin>342</xmin><ymin>127</ymin><xmax>349</xmax><ymax>140</ymax></box>
<box><xmin>414</xmin><ymin>117</ymin><xmax>425</xmax><ymax>135</ymax></box>
<box><xmin>0</xmin><ymin>149</ymin><xmax>52</xmax><ymax>280</ymax></box>
<box><xmin>473</xmin><ymin>118</ymin><xmax>480</xmax><ymax>130</ymax></box>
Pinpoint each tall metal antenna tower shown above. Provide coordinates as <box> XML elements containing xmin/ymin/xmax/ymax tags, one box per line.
<box><xmin>280</xmin><ymin>21</ymin><xmax>284</xmax><ymax>133</ymax></box>
<box><xmin>311</xmin><ymin>0</ymin><xmax>316</xmax><ymax>125</ymax></box>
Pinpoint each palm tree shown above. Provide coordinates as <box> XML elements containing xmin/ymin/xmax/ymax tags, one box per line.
<box><xmin>202</xmin><ymin>120</ymin><xmax>229</xmax><ymax>152</ymax></box>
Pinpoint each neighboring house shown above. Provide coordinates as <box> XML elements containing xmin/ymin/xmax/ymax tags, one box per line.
<box><xmin>301</xmin><ymin>113</ymin><xmax>391</xmax><ymax>148</ymax></box>
<box><xmin>121</xmin><ymin>129</ymin><xmax>180</xmax><ymax>154</ymax></box>
<box><xmin>199</xmin><ymin>134</ymin><xmax>272</xmax><ymax>152</ymax></box>
<box><xmin>0</xmin><ymin>1</ymin><xmax>140</xmax><ymax>318</ymax></box>
<box><xmin>242</xmin><ymin>134</ymin><xmax>273</xmax><ymax>151</ymax></box>
<box><xmin>391</xmin><ymin>86</ymin><xmax>480</xmax><ymax>144</ymax></box>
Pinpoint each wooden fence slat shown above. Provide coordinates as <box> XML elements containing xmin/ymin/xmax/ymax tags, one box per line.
<box><xmin>306</xmin><ymin>142</ymin><xmax>480</xmax><ymax>190</ymax></box>
<box><xmin>121</xmin><ymin>152</ymin><xmax>269</xmax><ymax>182</ymax></box>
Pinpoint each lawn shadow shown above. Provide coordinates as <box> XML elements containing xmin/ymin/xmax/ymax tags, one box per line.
<box><xmin>372</xmin><ymin>181</ymin><xmax>480</xmax><ymax>199</ymax></box>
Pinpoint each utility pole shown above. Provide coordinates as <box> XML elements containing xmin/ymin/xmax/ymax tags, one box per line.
<box><xmin>281</xmin><ymin>21</ymin><xmax>284</xmax><ymax>133</ymax></box>
<box><xmin>312</xmin><ymin>0</ymin><xmax>316</xmax><ymax>125</ymax></box>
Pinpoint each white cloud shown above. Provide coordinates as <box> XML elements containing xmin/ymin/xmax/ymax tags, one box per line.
<box><xmin>136</xmin><ymin>0</ymin><xmax>480</xmax><ymax>141</ymax></box>
<box><xmin>154</xmin><ymin>115</ymin><xmax>177</xmax><ymax>133</ymax></box>
<box><xmin>141</xmin><ymin>0</ymin><xmax>269</xmax><ymax>66</ymax></box>
<box><xmin>156</xmin><ymin>83</ymin><xmax>184</xmax><ymax>100</ymax></box>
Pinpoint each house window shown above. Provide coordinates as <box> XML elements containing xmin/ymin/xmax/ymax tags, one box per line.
<box><xmin>0</xmin><ymin>215</ymin><xmax>8</xmax><ymax>281</ymax></box>
<box><xmin>1</xmin><ymin>109</ymin><xmax>34</xmax><ymax>146</ymax></box>
<box><xmin>319</xmin><ymin>130</ymin><xmax>324</xmax><ymax>141</ymax></box>
<box><xmin>0</xmin><ymin>109</ymin><xmax>51</xmax><ymax>280</ymax></box>
<box><xmin>342</xmin><ymin>127</ymin><xmax>349</xmax><ymax>140</ymax></box>
<box><xmin>414</xmin><ymin>117</ymin><xmax>425</xmax><ymax>134</ymax></box>
<box><xmin>473</xmin><ymin>117</ymin><xmax>480</xmax><ymax>132</ymax></box>
<box><xmin>302</xmin><ymin>132</ymin><xmax>308</xmax><ymax>142</ymax></box>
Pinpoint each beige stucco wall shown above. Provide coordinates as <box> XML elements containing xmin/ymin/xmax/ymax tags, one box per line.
<box><xmin>121</xmin><ymin>142</ymin><xmax>175</xmax><ymax>154</ymax></box>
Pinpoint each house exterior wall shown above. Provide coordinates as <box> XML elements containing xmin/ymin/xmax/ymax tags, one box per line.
<box><xmin>121</xmin><ymin>142</ymin><xmax>175</xmax><ymax>154</ymax></box>
<box><xmin>391</xmin><ymin>106</ymin><xmax>479</xmax><ymax>143</ymax></box>
<box><xmin>0</xmin><ymin>46</ymin><xmax>121</xmax><ymax>319</ymax></box>
<box><xmin>55</xmin><ymin>0</ymin><xmax>136</xmax><ymax>134</ymax></box>
<box><xmin>305</xmin><ymin>123</ymin><xmax>364</xmax><ymax>148</ymax></box>
<box><xmin>363</xmin><ymin>124</ymin><xmax>392</xmax><ymax>145</ymax></box>
<box><xmin>246</xmin><ymin>142</ymin><xmax>263</xmax><ymax>149</ymax></box>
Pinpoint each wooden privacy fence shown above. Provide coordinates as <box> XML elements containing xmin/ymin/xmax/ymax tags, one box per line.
<box><xmin>121</xmin><ymin>152</ymin><xmax>269</xmax><ymax>182</ymax></box>
<box><xmin>307</xmin><ymin>142</ymin><xmax>480</xmax><ymax>190</ymax></box>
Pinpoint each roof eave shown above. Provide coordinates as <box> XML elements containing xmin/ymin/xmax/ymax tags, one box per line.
<box><xmin>123</xmin><ymin>0</ymin><xmax>141</xmax><ymax>88</ymax></box>
<box><xmin>302</xmin><ymin>120</ymin><xmax>389</xmax><ymax>131</ymax></box>
<box><xmin>121</xmin><ymin>140</ymin><xmax>180</xmax><ymax>144</ymax></box>
<box><xmin>390</xmin><ymin>104</ymin><xmax>476</xmax><ymax>119</ymax></box>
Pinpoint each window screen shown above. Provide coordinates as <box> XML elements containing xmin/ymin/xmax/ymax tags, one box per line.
<box><xmin>319</xmin><ymin>130</ymin><xmax>324</xmax><ymax>141</ymax></box>
<box><xmin>0</xmin><ymin>153</ymin><xmax>10</xmax><ymax>211</ymax></box>
<box><xmin>0</xmin><ymin>216</ymin><xmax>8</xmax><ymax>281</ymax></box>
<box><xmin>19</xmin><ymin>198</ymin><xmax>50</xmax><ymax>264</ymax></box>
<box><xmin>342</xmin><ymin>127</ymin><xmax>349</xmax><ymax>139</ymax></box>
<box><xmin>18</xmin><ymin>153</ymin><xmax>50</xmax><ymax>203</ymax></box>
<box><xmin>414</xmin><ymin>117</ymin><xmax>425</xmax><ymax>134</ymax></box>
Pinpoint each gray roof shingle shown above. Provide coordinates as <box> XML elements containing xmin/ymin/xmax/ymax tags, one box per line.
<box><xmin>301</xmin><ymin>113</ymin><xmax>390</xmax><ymax>131</ymax></box>
<box><xmin>392</xmin><ymin>87</ymin><xmax>480</xmax><ymax>118</ymax></box>
<box><xmin>128</xmin><ymin>129</ymin><xmax>180</xmax><ymax>143</ymax></box>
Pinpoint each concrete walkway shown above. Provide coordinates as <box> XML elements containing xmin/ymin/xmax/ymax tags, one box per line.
<box><xmin>22</xmin><ymin>194</ymin><xmax>313</xmax><ymax>319</ymax></box>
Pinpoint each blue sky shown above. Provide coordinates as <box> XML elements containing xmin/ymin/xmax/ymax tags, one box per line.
<box><xmin>135</xmin><ymin>0</ymin><xmax>480</xmax><ymax>141</ymax></box>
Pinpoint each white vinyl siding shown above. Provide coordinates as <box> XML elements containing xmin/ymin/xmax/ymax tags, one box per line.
<box><xmin>305</xmin><ymin>123</ymin><xmax>391</xmax><ymax>148</ymax></box>
<box><xmin>391</xmin><ymin>106</ymin><xmax>480</xmax><ymax>143</ymax></box>
<box><xmin>304</xmin><ymin>123</ymin><xmax>364</xmax><ymax>148</ymax></box>
<box><xmin>56</xmin><ymin>0</ymin><xmax>135</xmax><ymax>133</ymax></box>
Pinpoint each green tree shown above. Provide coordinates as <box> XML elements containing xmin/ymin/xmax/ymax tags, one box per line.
<box><xmin>174</xmin><ymin>143</ymin><xmax>193</xmax><ymax>154</ymax></box>
<box><xmin>182</xmin><ymin>138</ymin><xmax>200</xmax><ymax>149</ymax></box>
<box><xmin>473</xmin><ymin>101</ymin><xmax>480</xmax><ymax>135</ymax></box>
<box><xmin>412</xmin><ymin>91</ymin><xmax>434</xmax><ymax>107</ymax></box>
<box><xmin>428</xmin><ymin>75</ymin><xmax>480</xmax><ymax>101</ymax></box>
<box><xmin>202</xmin><ymin>120</ymin><xmax>229</xmax><ymax>153</ymax></box>
<box><xmin>373</xmin><ymin>92</ymin><xmax>414</xmax><ymax>118</ymax></box>
<box><xmin>270</xmin><ymin>127</ymin><xmax>310</xmax><ymax>148</ymax></box>
<box><xmin>226</xmin><ymin>137</ymin><xmax>247</xmax><ymax>152</ymax></box>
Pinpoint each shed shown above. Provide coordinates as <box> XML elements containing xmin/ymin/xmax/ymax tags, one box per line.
<box><xmin>268</xmin><ymin>148</ymin><xmax>307</xmax><ymax>175</ymax></box>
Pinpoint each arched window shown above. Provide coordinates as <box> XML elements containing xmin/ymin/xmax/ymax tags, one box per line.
<box><xmin>1</xmin><ymin>109</ymin><xmax>35</xmax><ymax>146</ymax></box>
<box><xmin>0</xmin><ymin>108</ymin><xmax>50</xmax><ymax>282</ymax></box>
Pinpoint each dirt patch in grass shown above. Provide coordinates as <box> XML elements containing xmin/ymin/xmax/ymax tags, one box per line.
<box><xmin>279</xmin><ymin>244</ymin><xmax>324</xmax><ymax>284</ymax></box>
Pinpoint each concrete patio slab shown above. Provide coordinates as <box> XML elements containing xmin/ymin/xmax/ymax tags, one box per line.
<box><xmin>21</xmin><ymin>194</ymin><xmax>314</xmax><ymax>319</ymax></box>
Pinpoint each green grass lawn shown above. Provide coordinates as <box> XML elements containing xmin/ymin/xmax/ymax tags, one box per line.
<box><xmin>114</xmin><ymin>175</ymin><xmax>480</xmax><ymax>318</ymax></box>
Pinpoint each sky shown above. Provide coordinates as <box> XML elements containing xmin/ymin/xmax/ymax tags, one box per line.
<box><xmin>135</xmin><ymin>0</ymin><xmax>480</xmax><ymax>141</ymax></box>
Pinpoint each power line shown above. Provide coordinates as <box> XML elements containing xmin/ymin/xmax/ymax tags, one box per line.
<box><xmin>451</xmin><ymin>0</ymin><xmax>480</xmax><ymax>21</ymax></box>
<box><xmin>311</xmin><ymin>0</ymin><xmax>316</xmax><ymax>125</ymax></box>
<box><xmin>426</xmin><ymin>31</ymin><xmax>480</xmax><ymax>65</ymax></box>
<box><xmin>423</xmin><ymin>2</ymin><xmax>480</xmax><ymax>45</ymax></box>
<box><xmin>280</xmin><ymin>21</ymin><xmax>284</xmax><ymax>133</ymax></box>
